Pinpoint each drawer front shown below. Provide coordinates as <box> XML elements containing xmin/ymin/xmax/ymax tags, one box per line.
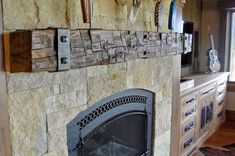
<box><xmin>181</xmin><ymin>131</ymin><xmax>195</xmax><ymax>154</ymax></box>
<box><xmin>217</xmin><ymin>107</ymin><xmax>225</xmax><ymax>118</ymax></box>
<box><xmin>200</xmin><ymin>84</ymin><xmax>215</xmax><ymax>98</ymax></box>
<box><xmin>217</xmin><ymin>87</ymin><xmax>226</xmax><ymax>97</ymax></box>
<box><xmin>217</xmin><ymin>96</ymin><xmax>224</xmax><ymax>107</ymax></box>
<box><xmin>182</xmin><ymin>104</ymin><xmax>196</xmax><ymax>121</ymax></box>
<box><xmin>182</xmin><ymin>116</ymin><xmax>196</xmax><ymax>137</ymax></box>
<box><xmin>181</xmin><ymin>93</ymin><xmax>197</xmax><ymax>108</ymax></box>
<box><xmin>217</xmin><ymin>79</ymin><xmax>226</xmax><ymax>90</ymax></box>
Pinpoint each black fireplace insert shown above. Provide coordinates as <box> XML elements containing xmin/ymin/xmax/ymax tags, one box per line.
<box><xmin>66</xmin><ymin>89</ymin><xmax>154</xmax><ymax>156</ymax></box>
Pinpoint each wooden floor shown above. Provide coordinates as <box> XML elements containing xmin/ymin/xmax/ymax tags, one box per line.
<box><xmin>204</xmin><ymin>120</ymin><xmax>235</xmax><ymax>147</ymax></box>
<box><xmin>194</xmin><ymin>120</ymin><xmax>235</xmax><ymax>156</ymax></box>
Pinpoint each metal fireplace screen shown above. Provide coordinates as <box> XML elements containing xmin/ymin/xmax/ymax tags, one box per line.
<box><xmin>66</xmin><ymin>89</ymin><xmax>154</xmax><ymax>156</ymax></box>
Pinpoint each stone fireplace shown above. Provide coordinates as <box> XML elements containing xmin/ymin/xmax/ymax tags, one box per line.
<box><xmin>7</xmin><ymin>56</ymin><xmax>176</xmax><ymax>156</ymax></box>
<box><xmin>2</xmin><ymin>0</ymin><xmax>184</xmax><ymax>155</ymax></box>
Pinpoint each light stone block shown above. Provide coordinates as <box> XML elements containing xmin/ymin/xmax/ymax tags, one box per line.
<box><xmin>2</xmin><ymin>0</ymin><xmax>38</xmax><ymax>30</ymax></box>
<box><xmin>35</xmin><ymin>0</ymin><xmax>67</xmax><ymax>29</ymax></box>
<box><xmin>87</xmin><ymin>70</ymin><xmax>127</xmax><ymax>105</ymax></box>
<box><xmin>8</xmin><ymin>89</ymin><xmax>47</xmax><ymax>156</ymax></box>
<box><xmin>67</xmin><ymin>0</ymin><xmax>90</xmax><ymax>29</ymax></box>
<box><xmin>47</xmin><ymin>127</ymin><xmax>67</xmax><ymax>152</ymax></box>
<box><xmin>47</xmin><ymin>105</ymin><xmax>87</xmax><ymax>131</ymax></box>
<box><xmin>155</xmin><ymin>102</ymin><xmax>172</xmax><ymax>137</ymax></box>
<box><xmin>107</xmin><ymin>62</ymin><xmax>127</xmax><ymax>74</ymax></box>
<box><xmin>87</xmin><ymin>65</ymin><xmax>108</xmax><ymax>77</ymax></box>
<box><xmin>154</xmin><ymin>130</ymin><xmax>171</xmax><ymax>156</ymax></box>
<box><xmin>60</xmin><ymin>68</ymin><xmax>87</xmax><ymax>94</ymax></box>
<box><xmin>7</xmin><ymin>72</ymin><xmax>60</xmax><ymax>93</ymax></box>
<box><xmin>42</xmin><ymin>146</ymin><xmax>68</xmax><ymax>156</ymax></box>
<box><xmin>45</xmin><ymin>92</ymin><xmax>78</xmax><ymax>114</ymax></box>
<box><xmin>99</xmin><ymin>0</ymin><xmax>117</xmax><ymax>18</ymax></box>
<box><xmin>127</xmin><ymin>58</ymin><xmax>157</xmax><ymax>90</ymax></box>
<box><xmin>76</xmin><ymin>89</ymin><xmax>88</xmax><ymax>106</ymax></box>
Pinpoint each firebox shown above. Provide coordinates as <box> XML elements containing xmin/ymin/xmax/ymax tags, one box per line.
<box><xmin>66</xmin><ymin>89</ymin><xmax>154</xmax><ymax>156</ymax></box>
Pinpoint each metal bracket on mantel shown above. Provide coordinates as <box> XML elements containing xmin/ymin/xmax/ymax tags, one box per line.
<box><xmin>57</xmin><ymin>29</ymin><xmax>71</xmax><ymax>71</ymax></box>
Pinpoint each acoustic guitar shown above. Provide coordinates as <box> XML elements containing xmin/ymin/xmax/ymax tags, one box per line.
<box><xmin>207</xmin><ymin>26</ymin><xmax>221</xmax><ymax>73</ymax></box>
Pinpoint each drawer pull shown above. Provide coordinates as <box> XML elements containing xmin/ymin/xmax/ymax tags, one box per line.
<box><xmin>219</xmin><ymin>82</ymin><xmax>225</xmax><ymax>86</ymax></box>
<box><xmin>185</xmin><ymin>109</ymin><xmax>195</xmax><ymax>117</ymax></box>
<box><xmin>201</xmin><ymin>107</ymin><xmax>206</xmax><ymax>129</ymax></box>
<box><xmin>218</xmin><ymin>100</ymin><xmax>224</xmax><ymax>106</ymax></box>
<box><xmin>206</xmin><ymin>102</ymin><xmax>214</xmax><ymax>123</ymax></box>
<box><xmin>186</xmin><ymin>98</ymin><xmax>195</xmax><ymax>104</ymax></box>
<box><xmin>202</xmin><ymin>88</ymin><xmax>214</xmax><ymax>95</ymax></box>
<box><xmin>185</xmin><ymin>122</ymin><xmax>194</xmax><ymax>132</ymax></box>
<box><xmin>219</xmin><ymin>90</ymin><xmax>224</xmax><ymax>95</ymax></box>
<box><xmin>184</xmin><ymin>138</ymin><xmax>194</xmax><ymax>149</ymax></box>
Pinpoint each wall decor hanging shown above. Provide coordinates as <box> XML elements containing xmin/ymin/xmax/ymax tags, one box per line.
<box><xmin>129</xmin><ymin>0</ymin><xmax>141</xmax><ymax>22</ymax></box>
<box><xmin>154</xmin><ymin>0</ymin><xmax>165</xmax><ymax>27</ymax></box>
<box><xmin>168</xmin><ymin>0</ymin><xmax>177</xmax><ymax>30</ymax></box>
<box><xmin>81</xmin><ymin>0</ymin><xmax>93</xmax><ymax>23</ymax></box>
<box><xmin>207</xmin><ymin>26</ymin><xmax>221</xmax><ymax>73</ymax></box>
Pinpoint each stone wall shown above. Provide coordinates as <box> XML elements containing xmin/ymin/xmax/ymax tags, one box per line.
<box><xmin>7</xmin><ymin>56</ymin><xmax>175</xmax><ymax>156</ymax></box>
<box><xmin>2</xmin><ymin>0</ymin><xmax>183</xmax><ymax>32</ymax></box>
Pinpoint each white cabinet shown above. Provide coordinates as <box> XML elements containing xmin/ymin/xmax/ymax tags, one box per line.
<box><xmin>179</xmin><ymin>73</ymin><xmax>229</xmax><ymax>156</ymax></box>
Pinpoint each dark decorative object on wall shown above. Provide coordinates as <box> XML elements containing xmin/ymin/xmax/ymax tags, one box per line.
<box><xmin>155</xmin><ymin>0</ymin><xmax>164</xmax><ymax>27</ymax></box>
<box><xmin>66</xmin><ymin>89</ymin><xmax>154</xmax><ymax>156</ymax></box>
<box><xmin>4</xmin><ymin>29</ymin><xmax>187</xmax><ymax>73</ymax></box>
<box><xmin>181</xmin><ymin>22</ymin><xmax>194</xmax><ymax>67</ymax></box>
<box><xmin>168</xmin><ymin>0</ymin><xmax>177</xmax><ymax>30</ymax></box>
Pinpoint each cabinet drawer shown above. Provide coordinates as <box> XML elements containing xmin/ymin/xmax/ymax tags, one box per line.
<box><xmin>182</xmin><ymin>116</ymin><xmax>196</xmax><ymax>137</ymax></box>
<box><xmin>217</xmin><ymin>96</ymin><xmax>224</xmax><ymax>106</ymax></box>
<box><xmin>182</xmin><ymin>104</ymin><xmax>196</xmax><ymax>121</ymax></box>
<box><xmin>200</xmin><ymin>84</ymin><xmax>215</xmax><ymax>98</ymax></box>
<box><xmin>181</xmin><ymin>93</ymin><xmax>197</xmax><ymax>108</ymax></box>
<box><xmin>181</xmin><ymin>131</ymin><xmax>195</xmax><ymax>153</ymax></box>
<box><xmin>217</xmin><ymin>79</ymin><xmax>226</xmax><ymax>90</ymax></box>
<box><xmin>217</xmin><ymin>87</ymin><xmax>226</xmax><ymax>97</ymax></box>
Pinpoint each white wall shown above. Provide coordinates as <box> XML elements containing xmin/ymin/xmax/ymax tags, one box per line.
<box><xmin>226</xmin><ymin>92</ymin><xmax>235</xmax><ymax>111</ymax></box>
<box><xmin>200</xmin><ymin>0</ymin><xmax>221</xmax><ymax>72</ymax></box>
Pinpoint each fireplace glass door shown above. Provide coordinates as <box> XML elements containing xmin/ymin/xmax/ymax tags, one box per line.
<box><xmin>67</xmin><ymin>89</ymin><xmax>153</xmax><ymax>156</ymax></box>
<box><xmin>79</xmin><ymin>113</ymin><xmax>147</xmax><ymax>156</ymax></box>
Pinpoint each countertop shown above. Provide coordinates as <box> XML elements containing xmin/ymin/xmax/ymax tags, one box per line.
<box><xmin>180</xmin><ymin>72</ymin><xmax>230</xmax><ymax>97</ymax></box>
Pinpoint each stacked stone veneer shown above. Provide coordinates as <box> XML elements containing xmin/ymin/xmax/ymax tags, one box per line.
<box><xmin>2</xmin><ymin>0</ymin><xmax>183</xmax><ymax>32</ymax></box>
<box><xmin>7</xmin><ymin>55</ymin><xmax>175</xmax><ymax>156</ymax></box>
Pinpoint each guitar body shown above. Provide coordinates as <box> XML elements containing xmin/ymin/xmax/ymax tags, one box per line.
<box><xmin>207</xmin><ymin>26</ymin><xmax>221</xmax><ymax>73</ymax></box>
<box><xmin>208</xmin><ymin>49</ymin><xmax>221</xmax><ymax>73</ymax></box>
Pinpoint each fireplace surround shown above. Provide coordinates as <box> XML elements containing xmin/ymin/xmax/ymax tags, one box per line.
<box><xmin>6</xmin><ymin>55</ymin><xmax>178</xmax><ymax>156</ymax></box>
<box><xmin>67</xmin><ymin>89</ymin><xmax>154</xmax><ymax>156</ymax></box>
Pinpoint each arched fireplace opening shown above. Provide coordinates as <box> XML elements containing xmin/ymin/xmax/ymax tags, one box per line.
<box><xmin>66</xmin><ymin>89</ymin><xmax>154</xmax><ymax>156</ymax></box>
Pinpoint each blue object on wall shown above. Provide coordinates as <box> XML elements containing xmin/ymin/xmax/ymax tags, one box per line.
<box><xmin>168</xmin><ymin>0</ymin><xmax>177</xmax><ymax>30</ymax></box>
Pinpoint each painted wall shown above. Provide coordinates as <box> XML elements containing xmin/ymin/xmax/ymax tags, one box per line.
<box><xmin>226</xmin><ymin>92</ymin><xmax>235</xmax><ymax>111</ymax></box>
<box><xmin>180</xmin><ymin>0</ymin><xmax>202</xmax><ymax>76</ymax></box>
<box><xmin>200</xmin><ymin>0</ymin><xmax>221</xmax><ymax>72</ymax></box>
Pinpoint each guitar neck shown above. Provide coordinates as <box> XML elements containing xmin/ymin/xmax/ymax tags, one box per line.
<box><xmin>210</xmin><ymin>34</ymin><xmax>215</xmax><ymax>50</ymax></box>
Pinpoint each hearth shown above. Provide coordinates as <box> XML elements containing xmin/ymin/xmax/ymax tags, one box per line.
<box><xmin>66</xmin><ymin>89</ymin><xmax>154</xmax><ymax>156</ymax></box>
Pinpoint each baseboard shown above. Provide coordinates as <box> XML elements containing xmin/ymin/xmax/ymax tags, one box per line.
<box><xmin>226</xmin><ymin>110</ymin><xmax>235</xmax><ymax>121</ymax></box>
